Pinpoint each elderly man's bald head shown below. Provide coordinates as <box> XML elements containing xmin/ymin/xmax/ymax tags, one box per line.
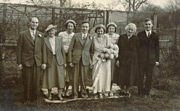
<box><xmin>29</xmin><ymin>17</ymin><xmax>39</xmax><ymax>30</ymax></box>
<box><xmin>31</xmin><ymin>17</ymin><xmax>39</xmax><ymax>22</ymax></box>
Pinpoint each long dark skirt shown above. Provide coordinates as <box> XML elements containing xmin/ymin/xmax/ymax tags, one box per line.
<box><xmin>114</xmin><ymin>61</ymin><xmax>138</xmax><ymax>87</ymax></box>
<box><xmin>42</xmin><ymin>56</ymin><xmax>65</xmax><ymax>89</ymax></box>
<box><xmin>22</xmin><ymin>65</ymin><xmax>41</xmax><ymax>101</ymax></box>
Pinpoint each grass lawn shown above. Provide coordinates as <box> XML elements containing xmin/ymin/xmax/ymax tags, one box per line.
<box><xmin>0</xmin><ymin>82</ymin><xmax>179</xmax><ymax>111</ymax></box>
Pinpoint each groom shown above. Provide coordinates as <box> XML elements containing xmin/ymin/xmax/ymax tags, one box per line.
<box><xmin>137</xmin><ymin>18</ymin><xmax>159</xmax><ymax>98</ymax></box>
<box><xmin>68</xmin><ymin>20</ymin><xmax>93</xmax><ymax>99</ymax></box>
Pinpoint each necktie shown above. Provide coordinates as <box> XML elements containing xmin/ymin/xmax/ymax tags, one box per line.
<box><xmin>147</xmin><ymin>32</ymin><xmax>150</xmax><ymax>38</ymax></box>
<box><xmin>83</xmin><ymin>34</ymin><xmax>86</xmax><ymax>40</ymax></box>
<box><xmin>82</xmin><ymin>34</ymin><xmax>86</xmax><ymax>44</ymax></box>
<box><xmin>32</xmin><ymin>31</ymin><xmax>35</xmax><ymax>40</ymax></box>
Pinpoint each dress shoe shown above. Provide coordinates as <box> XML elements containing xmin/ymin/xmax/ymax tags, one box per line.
<box><xmin>73</xmin><ymin>96</ymin><xmax>78</xmax><ymax>99</ymax></box>
<box><xmin>61</xmin><ymin>92</ymin><xmax>65</xmax><ymax>97</ymax></box>
<box><xmin>81</xmin><ymin>94</ymin><xmax>88</xmax><ymax>98</ymax></box>
<box><xmin>126</xmin><ymin>92</ymin><xmax>131</xmax><ymax>98</ymax></box>
<box><xmin>104</xmin><ymin>93</ymin><xmax>109</xmax><ymax>97</ymax></box>
<box><xmin>48</xmin><ymin>96</ymin><xmax>52</xmax><ymax>100</ymax></box>
<box><xmin>109</xmin><ymin>91</ymin><xmax>113</xmax><ymax>96</ymax></box>
<box><xmin>99</xmin><ymin>93</ymin><xmax>103</xmax><ymax>99</ymax></box>
<box><xmin>58</xmin><ymin>96</ymin><xmax>64</xmax><ymax>101</ymax></box>
<box><xmin>48</xmin><ymin>93</ymin><xmax>52</xmax><ymax>100</ymax></box>
<box><xmin>65</xmin><ymin>91</ymin><xmax>70</xmax><ymax>96</ymax></box>
<box><xmin>119</xmin><ymin>90</ymin><xmax>126</xmax><ymax>96</ymax></box>
<box><xmin>144</xmin><ymin>95</ymin><xmax>151</xmax><ymax>99</ymax></box>
<box><xmin>94</xmin><ymin>94</ymin><xmax>98</xmax><ymax>99</ymax></box>
<box><xmin>138</xmin><ymin>95</ymin><xmax>144</xmax><ymax>98</ymax></box>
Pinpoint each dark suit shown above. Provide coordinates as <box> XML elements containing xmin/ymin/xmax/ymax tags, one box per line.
<box><xmin>68</xmin><ymin>32</ymin><xmax>93</xmax><ymax>98</ymax></box>
<box><xmin>137</xmin><ymin>30</ymin><xmax>159</xmax><ymax>96</ymax></box>
<box><xmin>17</xmin><ymin>29</ymin><xmax>46</xmax><ymax>101</ymax></box>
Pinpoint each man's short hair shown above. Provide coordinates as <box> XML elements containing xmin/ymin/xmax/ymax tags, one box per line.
<box><xmin>81</xmin><ymin>20</ymin><xmax>89</xmax><ymax>25</ymax></box>
<box><xmin>144</xmin><ymin>18</ymin><xmax>153</xmax><ymax>23</ymax></box>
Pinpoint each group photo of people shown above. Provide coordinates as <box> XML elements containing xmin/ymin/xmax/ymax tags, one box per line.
<box><xmin>17</xmin><ymin>16</ymin><xmax>159</xmax><ymax>103</ymax></box>
<box><xmin>1</xmin><ymin>0</ymin><xmax>180</xmax><ymax>110</ymax></box>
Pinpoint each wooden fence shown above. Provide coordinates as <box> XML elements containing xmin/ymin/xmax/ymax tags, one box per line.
<box><xmin>0</xmin><ymin>3</ymin><xmax>129</xmax><ymax>83</ymax></box>
<box><xmin>0</xmin><ymin>3</ymin><xmax>170</xmax><ymax>85</ymax></box>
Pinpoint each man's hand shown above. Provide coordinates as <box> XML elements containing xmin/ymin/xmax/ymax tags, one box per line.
<box><xmin>90</xmin><ymin>64</ymin><xmax>94</xmax><ymax>69</ymax></box>
<box><xmin>18</xmin><ymin>64</ymin><xmax>23</xmax><ymax>70</ymax></box>
<box><xmin>41</xmin><ymin>64</ymin><xmax>46</xmax><ymax>70</ymax></box>
<box><xmin>116</xmin><ymin>60</ymin><xmax>119</xmax><ymax>67</ymax></box>
<box><xmin>64</xmin><ymin>64</ymin><xmax>67</xmax><ymax>68</ymax></box>
<box><xmin>155</xmin><ymin>62</ymin><xmax>159</xmax><ymax>66</ymax></box>
<box><xmin>69</xmin><ymin>62</ymin><xmax>74</xmax><ymax>67</ymax></box>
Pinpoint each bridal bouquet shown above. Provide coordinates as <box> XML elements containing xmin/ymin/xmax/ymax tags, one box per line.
<box><xmin>98</xmin><ymin>44</ymin><xmax>119</xmax><ymax>61</ymax></box>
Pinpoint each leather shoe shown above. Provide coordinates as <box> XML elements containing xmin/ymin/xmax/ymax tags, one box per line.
<box><xmin>73</xmin><ymin>96</ymin><xmax>78</xmax><ymax>99</ymax></box>
<box><xmin>144</xmin><ymin>95</ymin><xmax>151</xmax><ymax>99</ymax></box>
<box><xmin>81</xmin><ymin>94</ymin><xmax>88</xmax><ymax>98</ymax></box>
<box><xmin>99</xmin><ymin>93</ymin><xmax>103</xmax><ymax>99</ymax></box>
<box><xmin>48</xmin><ymin>93</ymin><xmax>52</xmax><ymax>100</ymax></box>
<box><xmin>58</xmin><ymin>96</ymin><xmax>64</xmax><ymax>101</ymax></box>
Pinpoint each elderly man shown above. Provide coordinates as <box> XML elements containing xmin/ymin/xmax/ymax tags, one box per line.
<box><xmin>137</xmin><ymin>18</ymin><xmax>159</xmax><ymax>98</ymax></box>
<box><xmin>17</xmin><ymin>17</ymin><xmax>46</xmax><ymax>102</ymax></box>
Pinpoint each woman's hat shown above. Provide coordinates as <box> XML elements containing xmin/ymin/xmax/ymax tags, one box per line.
<box><xmin>65</xmin><ymin>19</ymin><xmax>76</xmax><ymax>26</ymax></box>
<box><xmin>107</xmin><ymin>22</ymin><xmax>117</xmax><ymax>28</ymax></box>
<box><xmin>45</xmin><ymin>24</ymin><xmax>57</xmax><ymax>32</ymax></box>
<box><xmin>95</xmin><ymin>24</ymin><xmax>106</xmax><ymax>33</ymax></box>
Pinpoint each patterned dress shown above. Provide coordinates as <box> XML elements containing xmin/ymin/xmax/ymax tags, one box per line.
<box><xmin>58</xmin><ymin>31</ymin><xmax>74</xmax><ymax>82</ymax></box>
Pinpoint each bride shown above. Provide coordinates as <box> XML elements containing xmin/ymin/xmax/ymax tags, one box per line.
<box><xmin>91</xmin><ymin>24</ymin><xmax>111</xmax><ymax>98</ymax></box>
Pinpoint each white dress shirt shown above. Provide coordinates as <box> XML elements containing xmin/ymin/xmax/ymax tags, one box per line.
<box><xmin>128</xmin><ymin>35</ymin><xmax>132</xmax><ymax>39</ymax></box>
<box><xmin>145</xmin><ymin>30</ymin><xmax>152</xmax><ymax>38</ymax></box>
<box><xmin>29</xmin><ymin>28</ymin><xmax>36</xmax><ymax>40</ymax></box>
<box><xmin>49</xmin><ymin>36</ymin><xmax>56</xmax><ymax>55</ymax></box>
<box><xmin>82</xmin><ymin>33</ymin><xmax>88</xmax><ymax>40</ymax></box>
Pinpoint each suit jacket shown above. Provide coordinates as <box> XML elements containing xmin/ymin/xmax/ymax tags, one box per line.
<box><xmin>44</xmin><ymin>37</ymin><xmax>66</xmax><ymax>67</ymax></box>
<box><xmin>118</xmin><ymin>34</ymin><xmax>139</xmax><ymax>65</ymax></box>
<box><xmin>68</xmin><ymin>32</ymin><xmax>94</xmax><ymax>66</ymax></box>
<box><xmin>17</xmin><ymin>29</ymin><xmax>46</xmax><ymax>67</ymax></box>
<box><xmin>137</xmin><ymin>30</ymin><xmax>159</xmax><ymax>65</ymax></box>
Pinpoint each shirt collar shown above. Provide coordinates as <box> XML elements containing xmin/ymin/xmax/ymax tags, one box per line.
<box><xmin>82</xmin><ymin>33</ymin><xmax>88</xmax><ymax>37</ymax></box>
<box><xmin>145</xmin><ymin>30</ymin><xmax>151</xmax><ymax>35</ymax></box>
<box><xmin>127</xmin><ymin>34</ymin><xmax>132</xmax><ymax>39</ymax></box>
<box><xmin>29</xmin><ymin>28</ymin><xmax>36</xmax><ymax>33</ymax></box>
<box><xmin>66</xmin><ymin>31</ymin><xmax>74</xmax><ymax>35</ymax></box>
<box><xmin>49</xmin><ymin>35</ymin><xmax>55</xmax><ymax>39</ymax></box>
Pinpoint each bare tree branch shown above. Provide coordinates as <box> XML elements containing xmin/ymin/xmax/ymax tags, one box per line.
<box><xmin>135</xmin><ymin>0</ymin><xmax>147</xmax><ymax>11</ymax></box>
<box><xmin>59</xmin><ymin>0</ymin><xmax>67</xmax><ymax>7</ymax></box>
<box><xmin>119</xmin><ymin>0</ymin><xmax>148</xmax><ymax>11</ymax></box>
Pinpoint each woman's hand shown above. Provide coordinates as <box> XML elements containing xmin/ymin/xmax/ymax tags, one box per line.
<box><xmin>41</xmin><ymin>64</ymin><xmax>46</xmax><ymax>70</ymax></box>
<box><xmin>69</xmin><ymin>62</ymin><xmax>74</xmax><ymax>67</ymax></box>
<box><xmin>116</xmin><ymin>60</ymin><xmax>119</xmax><ymax>67</ymax></box>
<box><xmin>18</xmin><ymin>64</ymin><xmax>23</xmax><ymax>70</ymax></box>
<box><xmin>155</xmin><ymin>62</ymin><xmax>159</xmax><ymax>66</ymax></box>
<box><xmin>90</xmin><ymin>64</ymin><xmax>94</xmax><ymax>69</ymax></box>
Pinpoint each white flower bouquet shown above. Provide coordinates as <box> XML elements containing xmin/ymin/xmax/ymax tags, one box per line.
<box><xmin>98</xmin><ymin>44</ymin><xmax>119</xmax><ymax>61</ymax></box>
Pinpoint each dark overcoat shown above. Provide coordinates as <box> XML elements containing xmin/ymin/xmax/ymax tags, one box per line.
<box><xmin>115</xmin><ymin>34</ymin><xmax>139</xmax><ymax>86</ymax></box>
